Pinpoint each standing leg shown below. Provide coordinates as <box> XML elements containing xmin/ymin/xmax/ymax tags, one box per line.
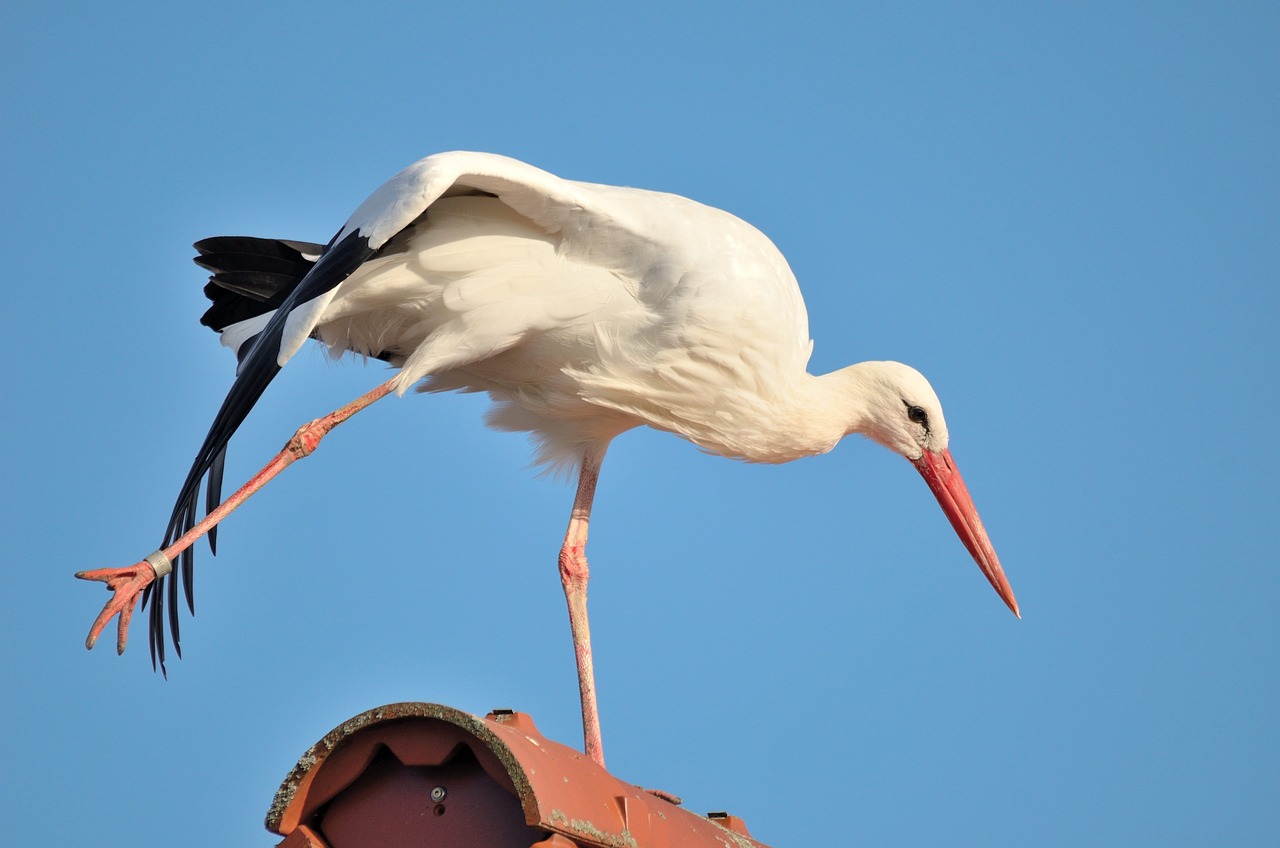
<box><xmin>559</xmin><ymin>448</ymin><xmax>606</xmax><ymax>767</ymax></box>
<box><xmin>77</xmin><ymin>376</ymin><xmax>399</xmax><ymax>654</ymax></box>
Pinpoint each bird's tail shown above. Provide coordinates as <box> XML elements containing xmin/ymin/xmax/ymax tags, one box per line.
<box><xmin>195</xmin><ymin>236</ymin><xmax>325</xmax><ymax>335</ymax></box>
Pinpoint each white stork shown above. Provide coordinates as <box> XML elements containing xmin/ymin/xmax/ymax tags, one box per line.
<box><xmin>78</xmin><ymin>151</ymin><xmax>1019</xmax><ymax>766</ymax></box>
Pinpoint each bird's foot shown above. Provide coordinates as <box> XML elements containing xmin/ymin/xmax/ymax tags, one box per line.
<box><xmin>76</xmin><ymin>551</ymin><xmax>169</xmax><ymax>654</ymax></box>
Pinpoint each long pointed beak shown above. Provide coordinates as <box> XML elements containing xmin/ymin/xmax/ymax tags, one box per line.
<box><xmin>912</xmin><ymin>448</ymin><xmax>1020</xmax><ymax>618</ymax></box>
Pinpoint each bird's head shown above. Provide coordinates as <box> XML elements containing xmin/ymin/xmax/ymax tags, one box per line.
<box><xmin>845</xmin><ymin>361</ymin><xmax>1020</xmax><ymax>618</ymax></box>
<box><xmin>851</xmin><ymin>360</ymin><xmax>950</xmax><ymax>460</ymax></box>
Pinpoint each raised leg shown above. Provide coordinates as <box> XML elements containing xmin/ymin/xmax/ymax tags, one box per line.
<box><xmin>559</xmin><ymin>448</ymin><xmax>606</xmax><ymax>767</ymax></box>
<box><xmin>77</xmin><ymin>376</ymin><xmax>399</xmax><ymax>654</ymax></box>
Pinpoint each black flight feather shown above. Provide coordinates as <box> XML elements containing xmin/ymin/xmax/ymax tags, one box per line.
<box><xmin>144</xmin><ymin>229</ymin><xmax>376</xmax><ymax>671</ymax></box>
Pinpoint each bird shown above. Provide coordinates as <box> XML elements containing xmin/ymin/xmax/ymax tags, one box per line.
<box><xmin>77</xmin><ymin>150</ymin><xmax>1019</xmax><ymax>767</ymax></box>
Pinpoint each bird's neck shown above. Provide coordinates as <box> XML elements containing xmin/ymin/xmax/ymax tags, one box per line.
<box><xmin>694</xmin><ymin>365</ymin><xmax>878</xmax><ymax>464</ymax></box>
<box><xmin>627</xmin><ymin>364</ymin><xmax>886</xmax><ymax>465</ymax></box>
<box><xmin>791</xmin><ymin>364</ymin><xmax>882</xmax><ymax>449</ymax></box>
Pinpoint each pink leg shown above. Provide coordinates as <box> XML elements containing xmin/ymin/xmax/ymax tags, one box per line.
<box><xmin>560</xmin><ymin>448</ymin><xmax>606</xmax><ymax>767</ymax></box>
<box><xmin>77</xmin><ymin>377</ymin><xmax>399</xmax><ymax>654</ymax></box>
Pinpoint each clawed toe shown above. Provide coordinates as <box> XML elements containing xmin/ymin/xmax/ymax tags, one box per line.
<box><xmin>76</xmin><ymin>556</ymin><xmax>164</xmax><ymax>654</ymax></box>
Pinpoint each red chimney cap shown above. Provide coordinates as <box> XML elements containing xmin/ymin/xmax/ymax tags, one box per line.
<box><xmin>266</xmin><ymin>702</ymin><xmax>771</xmax><ymax>848</ymax></box>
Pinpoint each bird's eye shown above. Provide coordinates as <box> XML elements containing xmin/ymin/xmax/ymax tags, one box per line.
<box><xmin>906</xmin><ymin>404</ymin><xmax>929</xmax><ymax>428</ymax></box>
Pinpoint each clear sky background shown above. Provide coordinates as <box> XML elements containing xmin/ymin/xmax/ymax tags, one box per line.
<box><xmin>2</xmin><ymin>3</ymin><xmax>1276</xmax><ymax>846</ymax></box>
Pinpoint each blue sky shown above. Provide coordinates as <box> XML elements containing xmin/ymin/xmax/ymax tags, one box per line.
<box><xmin>2</xmin><ymin>2</ymin><xmax>1276</xmax><ymax>845</ymax></box>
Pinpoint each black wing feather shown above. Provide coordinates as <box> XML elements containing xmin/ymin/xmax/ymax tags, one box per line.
<box><xmin>145</xmin><ymin>229</ymin><xmax>376</xmax><ymax>671</ymax></box>
<box><xmin>205</xmin><ymin>445</ymin><xmax>227</xmax><ymax>554</ymax></box>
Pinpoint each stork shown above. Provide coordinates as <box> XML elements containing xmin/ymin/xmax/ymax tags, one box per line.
<box><xmin>78</xmin><ymin>151</ymin><xmax>1019</xmax><ymax>767</ymax></box>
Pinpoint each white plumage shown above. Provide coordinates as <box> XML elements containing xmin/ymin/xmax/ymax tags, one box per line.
<box><xmin>79</xmin><ymin>151</ymin><xmax>1018</xmax><ymax>766</ymax></box>
<box><xmin>270</xmin><ymin>155</ymin><xmax>816</xmax><ymax>471</ymax></box>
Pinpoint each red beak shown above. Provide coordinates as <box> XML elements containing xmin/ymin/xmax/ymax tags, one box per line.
<box><xmin>912</xmin><ymin>448</ymin><xmax>1020</xmax><ymax>618</ymax></box>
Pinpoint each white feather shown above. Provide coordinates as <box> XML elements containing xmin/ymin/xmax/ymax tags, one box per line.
<box><xmin>220</xmin><ymin>312</ymin><xmax>273</xmax><ymax>360</ymax></box>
